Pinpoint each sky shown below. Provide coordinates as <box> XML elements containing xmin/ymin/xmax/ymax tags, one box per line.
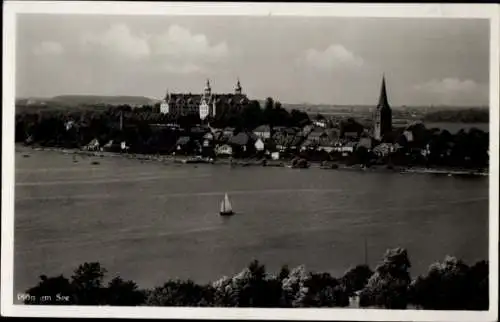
<box><xmin>16</xmin><ymin>14</ymin><xmax>490</xmax><ymax>106</ymax></box>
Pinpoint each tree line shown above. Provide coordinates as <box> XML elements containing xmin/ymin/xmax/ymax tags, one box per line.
<box><xmin>15</xmin><ymin>98</ymin><xmax>311</xmax><ymax>150</ymax></box>
<box><xmin>23</xmin><ymin>248</ymin><xmax>488</xmax><ymax>310</ymax></box>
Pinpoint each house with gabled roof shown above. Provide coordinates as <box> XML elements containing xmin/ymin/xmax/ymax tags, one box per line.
<box><xmin>174</xmin><ymin>136</ymin><xmax>201</xmax><ymax>155</ymax></box>
<box><xmin>254</xmin><ymin>138</ymin><xmax>265</xmax><ymax>152</ymax></box>
<box><xmin>307</xmin><ymin>127</ymin><xmax>328</xmax><ymax>143</ymax></box>
<box><xmin>253</xmin><ymin>125</ymin><xmax>271</xmax><ymax>140</ymax></box>
<box><xmin>228</xmin><ymin>131</ymin><xmax>257</xmax><ymax>156</ymax></box>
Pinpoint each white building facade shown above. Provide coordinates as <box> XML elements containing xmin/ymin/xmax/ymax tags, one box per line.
<box><xmin>159</xmin><ymin>79</ymin><xmax>247</xmax><ymax>120</ymax></box>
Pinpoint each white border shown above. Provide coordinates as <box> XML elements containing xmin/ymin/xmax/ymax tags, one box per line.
<box><xmin>2</xmin><ymin>2</ymin><xmax>499</xmax><ymax>321</ymax></box>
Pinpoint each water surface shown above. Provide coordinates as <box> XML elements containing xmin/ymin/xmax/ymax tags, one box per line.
<box><xmin>14</xmin><ymin>150</ymin><xmax>489</xmax><ymax>297</ymax></box>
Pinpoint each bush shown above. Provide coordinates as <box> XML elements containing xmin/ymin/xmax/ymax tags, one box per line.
<box><xmin>409</xmin><ymin>257</ymin><xmax>488</xmax><ymax>310</ymax></box>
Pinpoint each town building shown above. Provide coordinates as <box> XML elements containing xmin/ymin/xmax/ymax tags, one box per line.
<box><xmin>254</xmin><ymin>138</ymin><xmax>265</xmax><ymax>151</ymax></box>
<box><xmin>372</xmin><ymin>75</ymin><xmax>393</xmax><ymax>141</ymax></box>
<box><xmin>253</xmin><ymin>125</ymin><xmax>272</xmax><ymax>140</ymax></box>
<box><xmin>215</xmin><ymin>144</ymin><xmax>233</xmax><ymax>156</ymax></box>
<box><xmin>159</xmin><ymin>79</ymin><xmax>250</xmax><ymax>120</ymax></box>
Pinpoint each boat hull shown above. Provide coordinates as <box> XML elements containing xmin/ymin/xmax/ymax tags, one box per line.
<box><xmin>219</xmin><ymin>211</ymin><xmax>234</xmax><ymax>216</ymax></box>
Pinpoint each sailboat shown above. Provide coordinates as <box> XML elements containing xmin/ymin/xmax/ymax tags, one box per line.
<box><xmin>220</xmin><ymin>193</ymin><xmax>234</xmax><ymax>216</ymax></box>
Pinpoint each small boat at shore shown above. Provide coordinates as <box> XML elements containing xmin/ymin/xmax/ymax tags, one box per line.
<box><xmin>220</xmin><ymin>193</ymin><xmax>234</xmax><ymax>216</ymax></box>
<box><xmin>287</xmin><ymin>157</ymin><xmax>310</xmax><ymax>169</ymax></box>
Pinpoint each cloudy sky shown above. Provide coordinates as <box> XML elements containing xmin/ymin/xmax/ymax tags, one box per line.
<box><xmin>16</xmin><ymin>14</ymin><xmax>489</xmax><ymax>106</ymax></box>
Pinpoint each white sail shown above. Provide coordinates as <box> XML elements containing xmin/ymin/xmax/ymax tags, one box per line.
<box><xmin>220</xmin><ymin>193</ymin><xmax>233</xmax><ymax>213</ymax></box>
<box><xmin>224</xmin><ymin>193</ymin><xmax>233</xmax><ymax>211</ymax></box>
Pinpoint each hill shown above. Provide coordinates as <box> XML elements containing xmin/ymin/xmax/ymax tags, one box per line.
<box><xmin>16</xmin><ymin>95</ymin><xmax>159</xmax><ymax>107</ymax></box>
<box><xmin>50</xmin><ymin>95</ymin><xmax>158</xmax><ymax>106</ymax></box>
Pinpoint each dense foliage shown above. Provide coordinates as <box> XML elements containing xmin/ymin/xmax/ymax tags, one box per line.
<box><xmin>408</xmin><ymin>257</ymin><xmax>489</xmax><ymax>310</ymax></box>
<box><xmin>15</xmin><ymin>98</ymin><xmax>310</xmax><ymax>151</ymax></box>
<box><xmin>23</xmin><ymin>249</ymin><xmax>488</xmax><ymax>310</ymax></box>
<box><xmin>359</xmin><ymin>248</ymin><xmax>412</xmax><ymax>309</ymax></box>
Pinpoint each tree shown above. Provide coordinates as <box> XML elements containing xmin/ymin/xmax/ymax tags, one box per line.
<box><xmin>264</xmin><ymin>97</ymin><xmax>274</xmax><ymax>112</ymax></box>
<box><xmin>296</xmin><ymin>272</ymin><xmax>349</xmax><ymax>307</ymax></box>
<box><xmin>409</xmin><ymin>257</ymin><xmax>488</xmax><ymax>310</ymax></box>
<box><xmin>315</xmin><ymin>113</ymin><xmax>325</xmax><ymax>121</ymax></box>
<box><xmin>241</xmin><ymin>100</ymin><xmax>263</xmax><ymax>130</ymax></box>
<box><xmin>341</xmin><ymin>265</ymin><xmax>374</xmax><ymax>296</ymax></box>
<box><xmin>467</xmin><ymin>260</ymin><xmax>489</xmax><ymax>310</ymax></box>
<box><xmin>146</xmin><ymin>279</ymin><xmax>213</xmax><ymax>306</ymax></box>
<box><xmin>278</xmin><ymin>265</ymin><xmax>290</xmax><ymax>281</ymax></box>
<box><xmin>71</xmin><ymin>262</ymin><xmax>107</xmax><ymax>305</ymax></box>
<box><xmin>290</xmin><ymin>109</ymin><xmax>310</xmax><ymax>127</ymax></box>
<box><xmin>263</xmin><ymin>97</ymin><xmax>275</xmax><ymax>128</ymax></box>
<box><xmin>281</xmin><ymin>265</ymin><xmax>308</xmax><ymax>307</ymax></box>
<box><xmin>24</xmin><ymin>275</ymin><xmax>75</xmax><ymax>305</ymax></box>
<box><xmin>359</xmin><ymin>248</ymin><xmax>411</xmax><ymax>309</ymax></box>
<box><xmin>105</xmin><ymin>276</ymin><xmax>147</xmax><ymax>306</ymax></box>
<box><xmin>211</xmin><ymin>260</ymin><xmax>282</xmax><ymax>307</ymax></box>
<box><xmin>281</xmin><ymin>266</ymin><xmax>348</xmax><ymax>308</ymax></box>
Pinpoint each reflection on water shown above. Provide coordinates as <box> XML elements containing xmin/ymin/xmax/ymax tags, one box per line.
<box><xmin>14</xmin><ymin>150</ymin><xmax>489</xmax><ymax>296</ymax></box>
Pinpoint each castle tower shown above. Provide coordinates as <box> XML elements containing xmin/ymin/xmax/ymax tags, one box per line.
<box><xmin>235</xmin><ymin>78</ymin><xmax>242</xmax><ymax>95</ymax></box>
<box><xmin>200</xmin><ymin>79</ymin><xmax>212</xmax><ymax>120</ymax></box>
<box><xmin>160</xmin><ymin>88</ymin><xmax>170</xmax><ymax>114</ymax></box>
<box><xmin>204</xmin><ymin>79</ymin><xmax>212</xmax><ymax>97</ymax></box>
<box><xmin>373</xmin><ymin>75</ymin><xmax>392</xmax><ymax>141</ymax></box>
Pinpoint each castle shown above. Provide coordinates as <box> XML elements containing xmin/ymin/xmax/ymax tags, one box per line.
<box><xmin>372</xmin><ymin>75</ymin><xmax>392</xmax><ymax>141</ymax></box>
<box><xmin>160</xmin><ymin>79</ymin><xmax>249</xmax><ymax>120</ymax></box>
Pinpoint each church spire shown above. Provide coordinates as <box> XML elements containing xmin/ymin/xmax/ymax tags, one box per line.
<box><xmin>378</xmin><ymin>74</ymin><xmax>389</xmax><ymax>108</ymax></box>
<box><xmin>373</xmin><ymin>74</ymin><xmax>392</xmax><ymax>141</ymax></box>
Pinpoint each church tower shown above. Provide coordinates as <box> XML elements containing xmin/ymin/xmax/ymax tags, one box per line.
<box><xmin>373</xmin><ymin>75</ymin><xmax>392</xmax><ymax>141</ymax></box>
<box><xmin>235</xmin><ymin>78</ymin><xmax>242</xmax><ymax>95</ymax></box>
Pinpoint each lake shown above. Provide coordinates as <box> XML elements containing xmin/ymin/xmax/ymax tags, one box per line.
<box><xmin>14</xmin><ymin>149</ymin><xmax>489</xmax><ymax>298</ymax></box>
<box><xmin>424</xmin><ymin>122</ymin><xmax>489</xmax><ymax>133</ymax></box>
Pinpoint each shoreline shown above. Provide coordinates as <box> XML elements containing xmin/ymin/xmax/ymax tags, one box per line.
<box><xmin>16</xmin><ymin>144</ymin><xmax>488</xmax><ymax>177</ymax></box>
